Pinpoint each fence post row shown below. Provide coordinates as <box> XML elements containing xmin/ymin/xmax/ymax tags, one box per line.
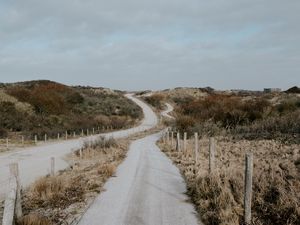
<box><xmin>244</xmin><ymin>153</ymin><xmax>253</xmax><ymax>225</ymax></box>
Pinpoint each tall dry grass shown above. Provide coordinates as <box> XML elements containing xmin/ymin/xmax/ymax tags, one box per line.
<box><xmin>21</xmin><ymin>139</ymin><xmax>128</xmax><ymax>225</ymax></box>
<box><xmin>159</xmin><ymin>136</ymin><xmax>300</xmax><ymax>225</ymax></box>
<box><xmin>17</xmin><ymin>214</ymin><xmax>52</xmax><ymax>225</ymax></box>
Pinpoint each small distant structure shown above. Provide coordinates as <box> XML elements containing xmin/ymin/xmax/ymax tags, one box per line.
<box><xmin>264</xmin><ymin>88</ymin><xmax>281</xmax><ymax>93</ymax></box>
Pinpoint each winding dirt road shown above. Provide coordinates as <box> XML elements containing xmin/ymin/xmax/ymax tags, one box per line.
<box><xmin>77</xmin><ymin>103</ymin><xmax>200</xmax><ymax>225</ymax></box>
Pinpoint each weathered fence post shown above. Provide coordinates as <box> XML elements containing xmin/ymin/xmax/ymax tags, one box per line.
<box><xmin>57</xmin><ymin>133</ymin><xmax>60</xmax><ymax>140</ymax></box>
<box><xmin>44</xmin><ymin>134</ymin><xmax>47</xmax><ymax>142</ymax></box>
<box><xmin>183</xmin><ymin>132</ymin><xmax>187</xmax><ymax>153</ymax></box>
<box><xmin>79</xmin><ymin>148</ymin><xmax>83</xmax><ymax>159</ymax></box>
<box><xmin>34</xmin><ymin>135</ymin><xmax>37</xmax><ymax>144</ymax></box>
<box><xmin>73</xmin><ymin>131</ymin><xmax>76</xmax><ymax>138</ymax></box>
<box><xmin>9</xmin><ymin>163</ymin><xmax>22</xmax><ymax>219</ymax></box>
<box><xmin>6</xmin><ymin>138</ymin><xmax>9</xmax><ymax>149</ymax></box>
<box><xmin>87</xmin><ymin>129</ymin><xmax>89</xmax><ymax>136</ymax></box>
<box><xmin>176</xmin><ymin>132</ymin><xmax>181</xmax><ymax>152</ymax></box>
<box><xmin>2</xmin><ymin>175</ymin><xmax>17</xmax><ymax>225</ymax></box>
<box><xmin>65</xmin><ymin>131</ymin><xmax>68</xmax><ymax>140</ymax></box>
<box><xmin>50</xmin><ymin>157</ymin><xmax>55</xmax><ymax>176</ymax></box>
<box><xmin>244</xmin><ymin>153</ymin><xmax>253</xmax><ymax>225</ymax></box>
<box><xmin>81</xmin><ymin>129</ymin><xmax>84</xmax><ymax>136</ymax></box>
<box><xmin>166</xmin><ymin>131</ymin><xmax>170</xmax><ymax>144</ymax></box>
<box><xmin>194</xmin><ymin>133</ymin><xmax>199</xmax><ymax>163</ymax></box>
<box><xmin>209</xmin><ymin>137</ymin><xmax>215</xmax><ymax>173</ymax></box>
<box><xmin>93</xmin><ymin>128</ymin><xmax>95</xmax><ymax>134</ymax></box>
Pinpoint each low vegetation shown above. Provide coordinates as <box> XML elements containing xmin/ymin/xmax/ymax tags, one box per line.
<box><xmin>159</xmin><ymin>136</ymin><xmax>300</xmax><ymax>225</ymax></box>
<box><xmin>143</xmin><ymin>93</ymin><xmax>165</xmax><ymax>109</ymax></box>
<box><xmin>0</xmin><ymin>80</ymin><xmax>142</xmax><ymax>139</ymax></box>
<box><xmin>171</xmin><ymin>91</ymin><xmax>300</xmax><ymax>144</ymax></box>
<box><xmin>20</xmin><ymin>136</ymin><xmax>128</xmax><ymax>225</ymax></box>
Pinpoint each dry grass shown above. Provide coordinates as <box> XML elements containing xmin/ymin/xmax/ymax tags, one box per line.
<box><xmin>19</xmin><ymin>126</ymin><xmax>164</xmax><ymax>225</ymax></box>
<box><xmin>21</xmin><ymin>139</ymin><xmax>128</xmax><ymax>225</ymax></box>
<box><xmin>159</xmin><ymin>136</ymin><xmax>300</xmax><ymax>225</ymax></box>
<box><xmin>17</xmin><ymin>213</ymin><xmax>52</xmax><ymax>225</ymax></box>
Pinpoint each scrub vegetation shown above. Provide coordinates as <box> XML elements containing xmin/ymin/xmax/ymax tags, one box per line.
<box><xmin>0</xmin><ymin>80</ymin><xmax>142</xmax><ymax>139</ymax></box>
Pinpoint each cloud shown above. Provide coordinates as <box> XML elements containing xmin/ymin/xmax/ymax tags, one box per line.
<box><xmin>0</xmin><ymin>0</ymin><xmax>299</xmax><ymax>90</ymax></box>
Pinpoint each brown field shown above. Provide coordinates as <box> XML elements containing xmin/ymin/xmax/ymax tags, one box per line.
<box><xmin>159</xmin><ymin>135</ymin><xmax>300</xmax><ymax>225</ymax></box>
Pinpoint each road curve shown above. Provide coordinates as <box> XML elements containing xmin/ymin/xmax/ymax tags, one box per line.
<box><xmin>0</xmin><ymin>94</ymin><xmax>157</xmax><ymax>199</ymax></box>
<box><xmin>161</xmin><ymin>103</ymin><xmax>175</xmax><ymax>119</ymax></box>
<box><xmin>77</xmin><ymin>137</ymin><xmax>200</xmax><ymax>224</ymax></box>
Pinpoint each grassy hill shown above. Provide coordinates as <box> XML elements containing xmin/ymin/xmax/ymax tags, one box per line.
<box><xmin>148</xmin><ymin>87</ymin><xmax>300</xmax><ymax>144</ymax></box>
<box><xmin>0</xmin><ymin>80</ymin><xmax>142</xmax><ymax>138</ymax></box>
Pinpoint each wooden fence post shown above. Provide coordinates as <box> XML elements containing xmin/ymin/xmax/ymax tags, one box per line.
<box><xmin>194</xmin><ymin>133</ymin><xmax>199</xmax><ymax>163</ymax></box>
<box><xmin>57</xmin><ymin>133</ymin><xmax>60</xmax><ymax>140</ymax></box>
<box><xmin>87</xmin><ymin>129</ymin><xmax>89</xmax><ymax>136</ymax></box>
<box><xmin>50</xmin><ymin>157</ymin><xmax>55</xmax><ymax>176</ymax></box>
<box><xmin>34</xmin><ymin>135</ymin><xmax>37</xmax><ymax>144</ymax></box>
<box><xmin>176</xmin><ymin>132</ymin><xmax>181</xmax><ymax>152</ymax></box>
<box><xmin>65</xmin><ymin>131</ymin><xmax>68</xmax><ymax>140</ymax></box>
<box><xmin>166</xmin><ymin>131</ymin><xmax>170</xmax><ymax>144</ymax></box>
<box><xmin>9</xmin><ymin>163</ymin><xmax>22</xmax><ymax>219</ymax></box>
<box><xmin>81</xmin><ymin>129</ymin><xmax>84</xmax><ymax>136</ymax></box>
<box><xmin>44</xmin><ymin>134</ymin><xmax>47</xmax><ymax>142</ymax></box>
<box><xmin>2</xmin><ymin>175</ymin><xmax>17</xmax><ymax>225</ymax></box>
<box><xmin>73</xmin><ymin>131</ymin><xmax>76</xmax><ymax>138</ymax></box>
<box><xmin>244</xmin><ymin>153</ymin><xmax>253</xmax><ymax>225</ymax></box>
<box><xmin>209</xmin><ymin>137</ymin><xmax>215</xmax><ymax>173</ymax></box>
<box><xmin>93</xmin><ymin>128</ymin><xmax>95</xmax><ymax>134</ymax></box>
<box><xmin>6</xmin><ymin>138</ymin><xmax>9</xmax><ymax>149</ymax></box>
<box><xmin>183</xmin><ymin>132</ymin><xmax>187</xmax><ymax>153</ymax></box>
<box><xmin>79</xmin><ymin>148</ymin><xmax>83</xmax><ymax>159</ymax></box>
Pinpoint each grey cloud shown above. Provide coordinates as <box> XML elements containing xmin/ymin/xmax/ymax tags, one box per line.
<box><xmin>0</xmin><ymin>0</ymin><xmax>299</xmax><ymax>90</ymax></box>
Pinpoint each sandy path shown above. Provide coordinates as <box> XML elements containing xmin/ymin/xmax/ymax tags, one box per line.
<box><xmin>77</xmin><ymin>115</ymin><xmax>200</xmax><ymax>225</ymax></box>
<box><xmin>161</xmin><ymin>103</ymin><xmax>175</xmax><ymax>119</ymax></box>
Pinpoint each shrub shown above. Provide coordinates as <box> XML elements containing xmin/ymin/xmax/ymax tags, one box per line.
<box><xmin>175</xmin><ymin>115</ymin><xmax>195</xmax><ymax>132</ymax></box>
<box><xmin>144</xmin><ymin>94</ymin><xmax>165</xmax><ymax>109</ymax></box>
<box><xmin>28</xmin><ymin>176</ymin><xmax>84</xmax><ymax>209</ymax></box>
<box><xmin>0</xmin><ymin>127</ymin><xmax>8</xmax><ymax>138</ymax></box>
<box><xmin>83</xmin><ymin>136</ymin><xmax>117</xmax><ymax>149</ymax></box>
<box><xmin>0</xmin><ymin>101</ymin><xmax>24</xmax><ymax>131</ymax></box>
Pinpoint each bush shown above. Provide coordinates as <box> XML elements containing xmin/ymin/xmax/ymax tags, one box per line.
<box><xmin>0</xmin><ymin>101</ymin><xmax>24</xmax><ymax>131</ymax></box>
<box><xmin>0</xmin><ymin>127</ymin><xmax>8</xmax><ymax>138</ymax></box>
<box><xmin>83</xmin><ymin>136</ymin><xmax>117</xmax><ymax>149</ymax></box>
<box><xmin>144</xmin><ymin>94</ymin><xmax>165</xmax><ymax>109</ymax></box>
<box><xmin>173</xmin><ymin>93</ymin><xmax>300</xmax><ymax>143</ymax></box>
<box><xmin>175</xmin><ymin>115</ymin><xmax>195</xmax><ymax>133</ymax></box>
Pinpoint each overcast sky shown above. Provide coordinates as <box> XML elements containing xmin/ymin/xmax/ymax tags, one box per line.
<box><xmin>0</xmin><ymin>0</ymin><xmax>299</xmax><ymax>91</ymax></box>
